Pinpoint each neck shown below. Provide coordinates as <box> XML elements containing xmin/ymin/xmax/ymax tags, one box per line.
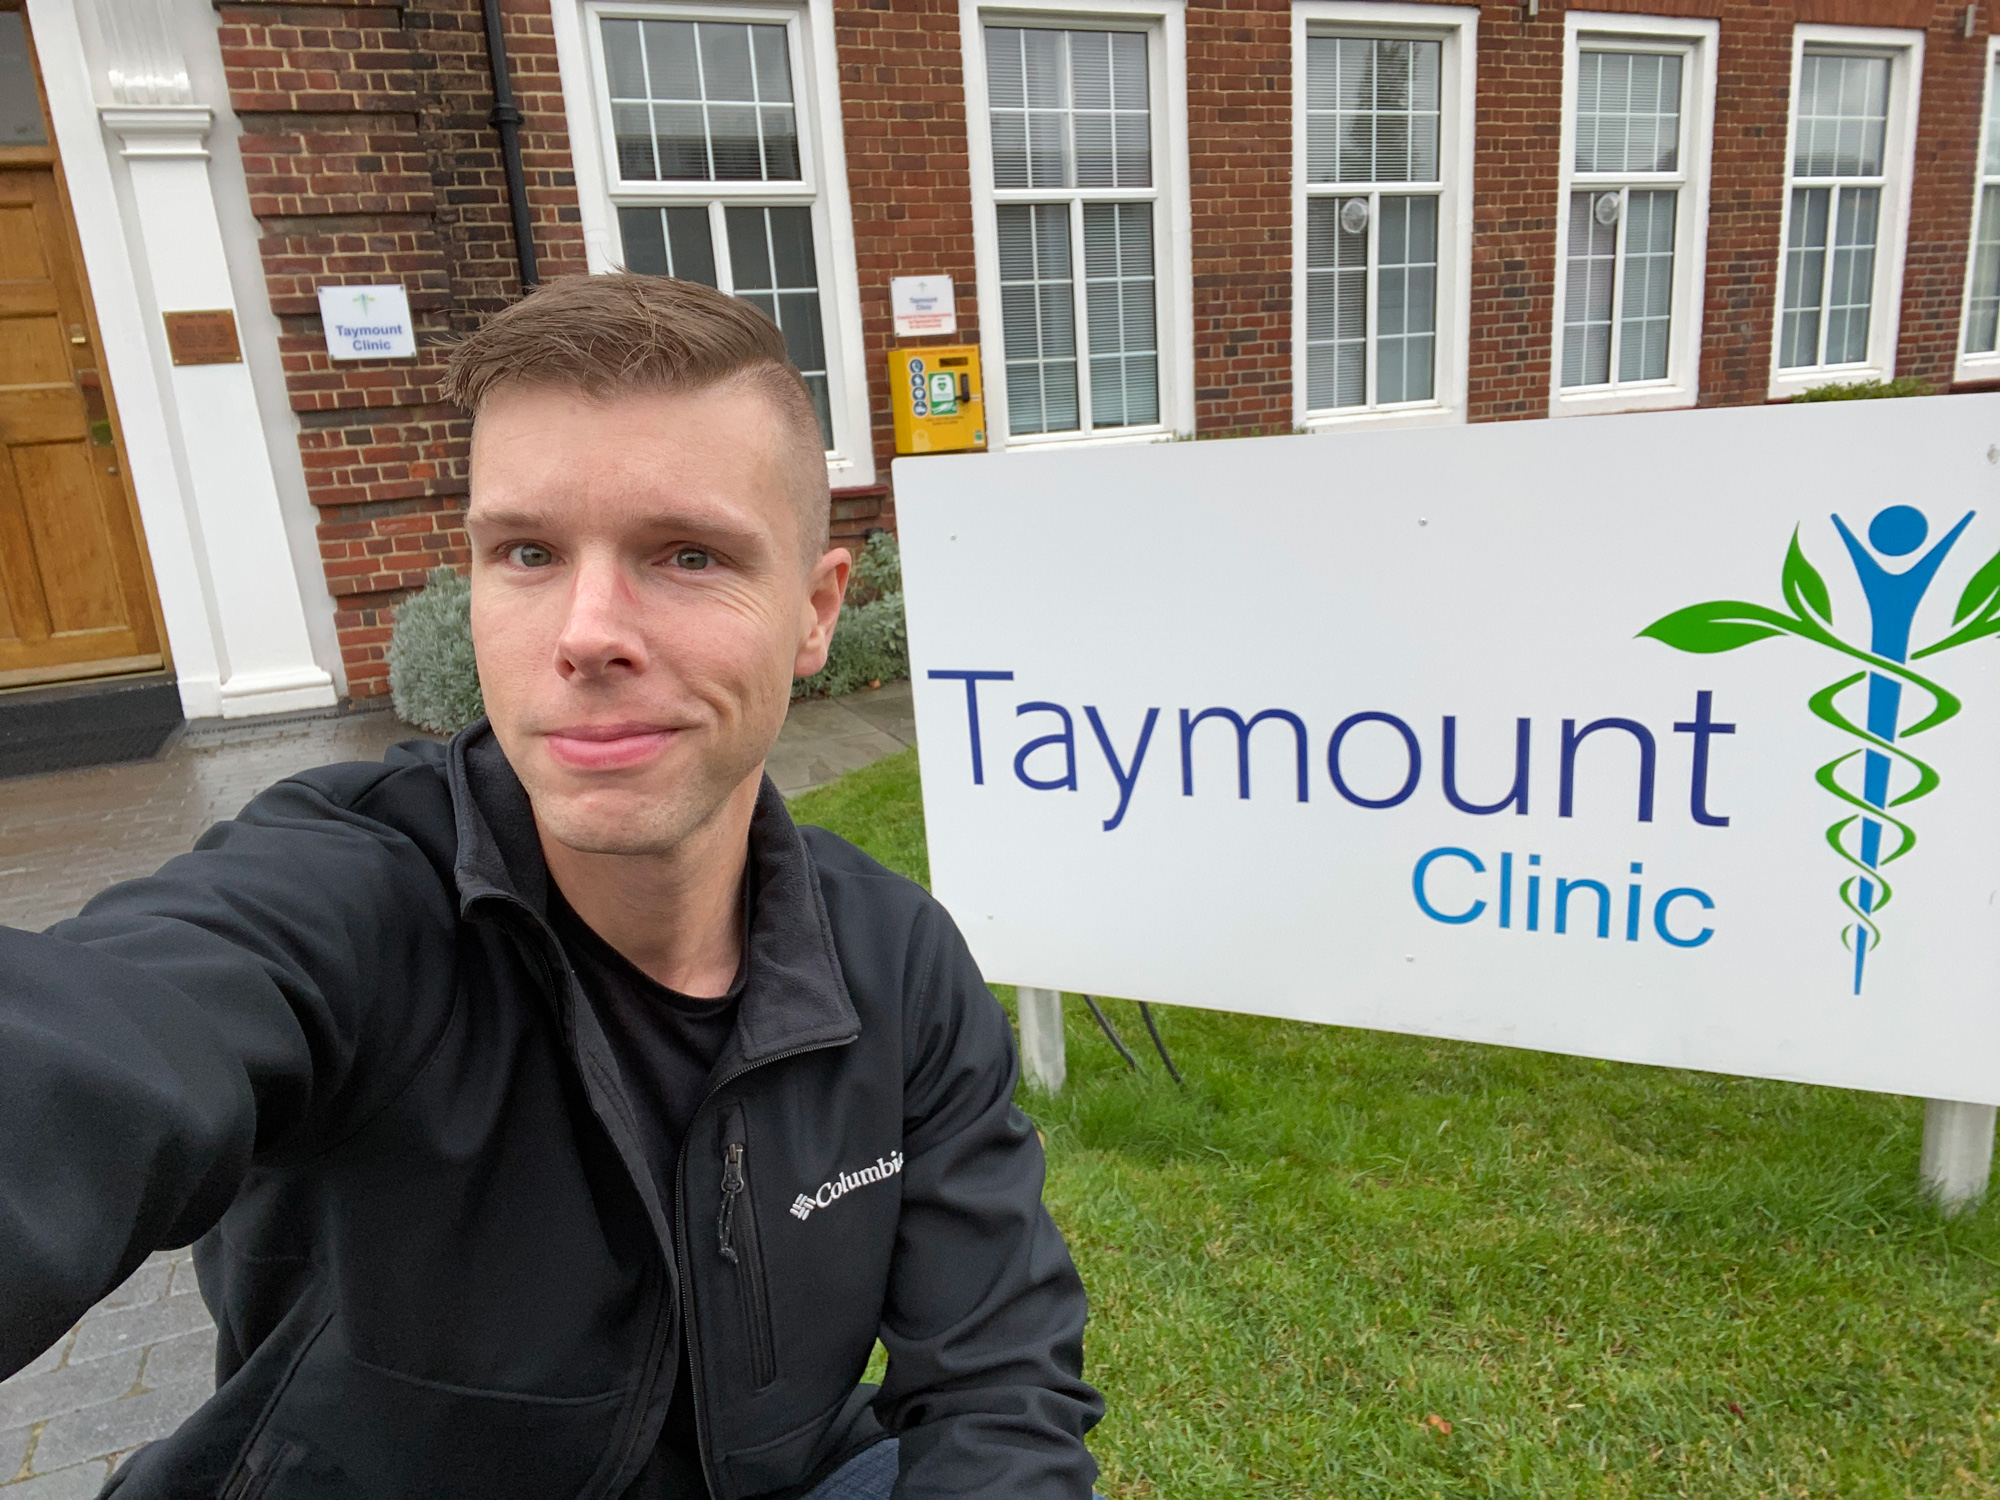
<box><xmin>541</xmin><ymin>770</ymin><xmax>761</xmax><ymax>998</ymax></box>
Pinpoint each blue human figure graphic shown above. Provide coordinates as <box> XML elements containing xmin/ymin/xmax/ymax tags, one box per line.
<box><xmin>1829</xmin><ymin>504</ymin><xmax>1975</xmax><ymax>993</ymax></box>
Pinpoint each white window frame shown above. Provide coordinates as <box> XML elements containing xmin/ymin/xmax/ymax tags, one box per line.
<box><xmin>1767</xmin><ymin>24</ymin><xmax>1924</xmax><ymax>401</ymax></box>
<box><xmin>549</xmin><ymin>0</ymin><xmax>875</xmax><ymax>485</ymax></box>
<box><xmin>961</xmin><ymin>0</ymin><xmax>1194</xmax><ymax>451</ymax></box>
<box><xmin>1291</xmin><ymin>1</ymin><xmax>1476</xmax><ymax>433</ymax></box>
<box><xmin>1547</xmin><ymin>11</ymin><xmax>1716</xmax><ymax>418</ymax></box>
<box><xmin>1955</xmin><ymin>34</ymin><xmax>2000</xmax><ymax>385</ymax></box>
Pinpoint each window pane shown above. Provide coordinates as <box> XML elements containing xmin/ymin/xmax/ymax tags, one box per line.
<box><xmin>1969</xmin><ymin>184</ymin><xmax>2000</xmax><ymax>354</ymax></box>
<box><xmin>600</xmin><ymin>18</ymin><xmax>803</xmax><ymax>184</ymax></box>
<box><xmin>1824</xmin><ymin>185</ymin><xmax>1879</xmax><ymax>364</ymax></box>
<box><xmin>1560</xmin><ymin>190</ymin><xmax>1617</xmax><ymax>388</ymax></box>
<box><xmin>1795</xmin><ymin>53</ymin><xmax>1890</xmax><ymax>177</ymax></box>
<box><xmin>987</xmin><ymin>26</ymin><xmax>1149</xmax><ymax>190</ymax></box>
<box><xmin>1986</xmin><ymin>60</ymin><xmax>2000</xmax><ymax>177</ymax></box>
<box><xmin>724</xmin><ymin>207</ymin><xmax>831</xmax><ymax>446</ymax></box>
<box><xmin>618</xmin><ymin>206</ymin><xmax>718</xmax><ymax>287</ymax></box>
<box><xmin>1618</xmin><ymin>189</ymin><xmax>1676</xmax><ymax>382</ymax></box>
<box><xmin>1083</xmin><ymin>203</ymin><xmax>1158</xmax><ymax>428</ymax></box>
<box><xmin>1306</xmin><ymin>36</ymin><xmax>1441</xmax><ymax>185</ymax></box>
<box><xmin>1575</xmin><ymin>50</ymin><xmax>1682</xmax><ymax>174</ymax></box>
<box><xmin>1780</xmin><ymin>186</ymin><xmax>1831</xmax><ymax>368</ymax></box>
<box><xmin>1377</xmin><ymin>196</ymin><xmax>1437</xmax><ymax>403</ymax></box>
<box><xmin>1305</xmin><ymin>197</ymin><xmax>1369</xmax><ymax>410</ymax></box>
<box><xmin>997</xmin><ymin>204</ymin><xmax>1078</xmax><ymax>434</ymax></box>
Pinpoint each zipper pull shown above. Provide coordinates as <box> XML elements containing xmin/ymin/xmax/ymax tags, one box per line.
<box><xmin>717</xmin><ymin>1142</ymin><xmax>745</xmax><ymax>1263</ymax></box>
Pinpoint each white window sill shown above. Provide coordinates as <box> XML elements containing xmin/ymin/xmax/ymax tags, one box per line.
<box><xmin>1767</xmin><ymin>364</ymin><xmax>1889</xmax><ymax>402</ymax></box>
<box><xmin>1953</xmin><ymin>353</ymin><xmax>2000</xmax><ymax>386</ymax></box>
<box><xmin>999</xmin><ymin>425</ymin><xmax>1176</xmax><ymax>454</ymax></box>
<box><xmin>1302</xmin><ymin>402</ymin><xmax>1458</xmax><ymax>434</ymax></box>
<box><xmin>1548</xmin><ymin>383</ymin><xmax>1696</xmax><ymax>419</ymax></box>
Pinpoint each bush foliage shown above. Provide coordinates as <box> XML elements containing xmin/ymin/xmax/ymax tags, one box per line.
<box><xmin>388</xmin><ymin>566</ymin><xmax>484</xmax><ymax>734</ymax></box>
<box><xmin>1793</xmin><ymin>376</ymin><xmax>1934</xmax><ymax>401</ymax></box>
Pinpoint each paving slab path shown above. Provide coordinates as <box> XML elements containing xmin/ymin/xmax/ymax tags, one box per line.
<box><xmin>0</xmin><ymin>681</ymin><xmax>914</xmax><ymax>1494</ymax></box>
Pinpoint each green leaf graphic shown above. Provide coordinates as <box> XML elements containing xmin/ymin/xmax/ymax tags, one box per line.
<box><xmin>1781</xmin><ymin>528</ymin><xmax>1834</xmax><ymax>627</ymax></box>
<box><xmin>1952</xmin><ymin>545</ymin><xmax>2000</xmax><ymax>625</ymax></box>
<box><xmin>1638</xmin><ymin>600</ymin><xmax>1798</xmax><ymax>654</ymax></box>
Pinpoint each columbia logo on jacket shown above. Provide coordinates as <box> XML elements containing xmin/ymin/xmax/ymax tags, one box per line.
<box><xmin>791</xmin><ymin>1150</ymin><xmax>905</xmax><ymax>1219</ymax></box>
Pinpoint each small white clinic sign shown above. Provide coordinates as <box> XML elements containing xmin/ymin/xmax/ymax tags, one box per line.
<box><xmin>318</xmin><ymin>284</ymin><xmax>417</xmax><ymax>360</ymax></box>
<box><xmin>898</xmin><ymin>396</ymin><xmax>2000</xmax><ymax>1107</ymax></box>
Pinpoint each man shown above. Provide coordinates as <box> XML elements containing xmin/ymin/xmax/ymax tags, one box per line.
<box><xmin>0</xmin><ymin>274</ymin><xmax>1102</xmax><ymax>1498</ymax></box>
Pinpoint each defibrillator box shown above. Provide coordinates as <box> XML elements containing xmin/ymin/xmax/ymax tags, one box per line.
<box><xmin>888</xmin><ymin>346</ymin><xmax>985</xmax><ymax>455</ymax></box>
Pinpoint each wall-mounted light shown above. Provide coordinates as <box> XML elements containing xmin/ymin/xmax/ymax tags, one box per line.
<box><xmin>1966</xmin><ymin>4</ymin><xmax>1979</xmax><ymax>41</ymax></box>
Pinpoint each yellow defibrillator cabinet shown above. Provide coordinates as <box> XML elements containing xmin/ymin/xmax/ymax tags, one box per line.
<box><xmin>888</xmin><ymin>346</ymin><xmax>985</xmax><ymax>455</ymax></box>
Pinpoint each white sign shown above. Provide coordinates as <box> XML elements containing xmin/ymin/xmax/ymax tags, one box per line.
<box><xmin>890</xmin><ymin>275</ymin><xmax>956</xmax><ymax>337</ymax></box>
<box><xmin>898</xmin><ymin>397</ymin><xmax>2000</xmax><ymax>1105</ymax></box>
<box><xmin>318</xmin><ymin>283</ymin><xmax>417</xmax><ymax>360</ymax></box>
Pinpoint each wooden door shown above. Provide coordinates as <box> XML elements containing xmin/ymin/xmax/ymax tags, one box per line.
<box><xmin>0</xmin><ymin>7</ymin><xmax>163</xmax><ymax>689</ymax></box>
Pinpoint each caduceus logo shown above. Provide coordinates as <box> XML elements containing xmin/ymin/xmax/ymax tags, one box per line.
<box><xmin>1641</xmin><ymin>506</ymin><xmax>2000</xmax><ymax>995</ymax></box>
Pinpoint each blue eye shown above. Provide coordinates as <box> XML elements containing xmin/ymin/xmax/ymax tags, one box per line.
<box><xmin>508</xmin><ymin>543</ymin><xmax>554</xmax><ymax>568</ymax></box>
<box><xmin>674</xmin><ymin>548</ymin><xmax>712</xmax><ymax>570</ymax></box>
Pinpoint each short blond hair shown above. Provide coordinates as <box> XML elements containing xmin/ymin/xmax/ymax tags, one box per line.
<box><xmin>443</xmin><ymin>273</ymin><xmax>830</xmax><ymax>553</ymax></box>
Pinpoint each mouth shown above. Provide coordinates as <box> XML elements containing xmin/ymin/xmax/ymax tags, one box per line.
<box><xmin>542</xmin><ymin>721</ymin><xmax>681</xmax><ymax>773</ymax></box>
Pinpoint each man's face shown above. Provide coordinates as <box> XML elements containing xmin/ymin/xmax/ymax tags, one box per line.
<box><xmin>466</xmin><ymin>382</ymin><xmax>847</xmax><ymax>858</ymax></box>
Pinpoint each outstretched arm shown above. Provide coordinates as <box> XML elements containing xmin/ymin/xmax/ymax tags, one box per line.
<box><xmin>0</xmin><ymin>756</ymin><xmax>458</xmax><ymax>1375</ymax></box>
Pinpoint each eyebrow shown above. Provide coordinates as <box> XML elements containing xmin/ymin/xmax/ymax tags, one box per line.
<box><xmin>465</xmin><ymin>506</ymin><xmax>766</xmax><ymax>549</ymax></box>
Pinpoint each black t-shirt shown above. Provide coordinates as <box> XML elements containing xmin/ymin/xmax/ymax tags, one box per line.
<box><xmin>549</xmin><ymin>888</ymin><xmax>747</xmax><ymax>1500</ymax></box>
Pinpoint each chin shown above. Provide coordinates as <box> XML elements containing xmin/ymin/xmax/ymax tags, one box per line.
<box><xmin>536</xmin><ymin>792</ymin><xmax>697</xmax><ymax>859</ymax></box>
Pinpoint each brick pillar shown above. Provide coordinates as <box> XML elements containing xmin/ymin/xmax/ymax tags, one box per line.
<box><xmin>1187</xmin><ymin>0</ymin><xmax>1293</xmax><ymax>435</ymax></box>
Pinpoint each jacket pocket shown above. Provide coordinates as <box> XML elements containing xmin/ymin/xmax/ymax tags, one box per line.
<box><xmin>225</xmin><ymin>1321</ymin><xmax>631</xmax><ymax>1498</ymax></box>
<box><xmin>715</xmin><ymin>1104</ymin><xmax>777</xmax><ymax>1389</ymax></box>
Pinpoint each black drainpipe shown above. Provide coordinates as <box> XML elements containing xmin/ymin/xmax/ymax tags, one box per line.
<box><xmin>481</xmin><ymin>0</ymin><xmax>540</xmax><ymax>291</ymax></box>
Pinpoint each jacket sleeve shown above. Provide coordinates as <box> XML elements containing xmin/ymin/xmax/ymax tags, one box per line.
<box><xmin>872</xmin><ymin>909</ymin><xmax>1103</xmax><ymax>1499</ymax></box>
<box><xmin>0</xmin><ymin>763</ymin><xmax>458</xmax><ymax>1377</ymax></box>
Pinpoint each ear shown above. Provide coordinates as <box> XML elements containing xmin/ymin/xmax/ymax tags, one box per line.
<box><xmin>793</xmin><ymin>546</ymin><xmax>852</xmax><ymax>679</ymax></box>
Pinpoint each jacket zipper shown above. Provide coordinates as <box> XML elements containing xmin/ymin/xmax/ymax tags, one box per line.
<box><xmin>716</xmin><ymin>1132</ymin><xmax>777</xmax><ymax>1388</ymax></box>
<box><xmin>674</xmin><ymin>1037</ymin><xmax>854</xmax><ymax>1500</ymax></box>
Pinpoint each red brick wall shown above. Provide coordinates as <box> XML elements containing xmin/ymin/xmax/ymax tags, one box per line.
<box><xmin>1187</xmin><ymin>0</ymin><xmax>1293</xmax><ymax>434</ymax></box>
<box><xmin>835</xmin><ymin>0</ymin><xmax>979</xmax><ymax>490</ymax></box>
<box><xmin>217</xmin><ymin>0</ymin><xmax>587</xmax><ymax>698</ymax></box>
<box><xmin>1904</xmin><ymin>3</ymin><xmax>1990</xmax><ymax>389</ymax></box>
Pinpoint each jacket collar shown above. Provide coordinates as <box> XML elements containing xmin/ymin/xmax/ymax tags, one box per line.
<box><xmin>445</xmin><ymin>720</ymin><xmax>858</xmax><ymax>1064</ymax></box>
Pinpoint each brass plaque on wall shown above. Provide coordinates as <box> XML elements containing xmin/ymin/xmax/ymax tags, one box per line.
<box><xmin>163</xmin><ymin>309</ymin><xmax>242</xmax><ymax>365</ymax></box>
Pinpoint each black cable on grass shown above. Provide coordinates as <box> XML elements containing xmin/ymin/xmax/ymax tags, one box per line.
<box><xmin>1081</xmin><ymin>994</ymin><xmax>1142</xmax><ymax>1072</ymax></box>
<box><xmin>1136</xmin><ymin>1002</ymin><xmax>1185</xmax><ymax>1086</ymax></box>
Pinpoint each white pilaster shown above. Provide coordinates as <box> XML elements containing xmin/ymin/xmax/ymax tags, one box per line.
<box><xmin>100</xmin><ymin>105</ymin><xmax>333</xmax><ymax>717</ymax></box>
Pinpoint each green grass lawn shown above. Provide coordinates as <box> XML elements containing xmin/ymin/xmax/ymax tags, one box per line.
<box><xmin>791</xmin><ymin>748</ymin><xmax>2000</xmax><ymax>1498</ymax></box>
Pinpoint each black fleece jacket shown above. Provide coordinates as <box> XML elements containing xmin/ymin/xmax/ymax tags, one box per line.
<box><xmin>0</xmin><ymin>726</ymin><xmax>1101</xmax><ymax>1499</ymax></box>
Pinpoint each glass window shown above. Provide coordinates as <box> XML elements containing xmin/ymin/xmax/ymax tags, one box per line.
<box><xmin>601</xmin><ymin>18</ymin><xmax>799</xmax><ymax>183</ymax></box>
<box><xmin>601</xmin><ymin>14</ymin><xmax>834</xmax><ymax>449</ymax></box>
<box><xmin>1302</xmin><ymin>37</ymin><xmax>1441</xmax><ymax>414</ymax></box>
<box><xmin>985</xmin><ymin>25</ymin><xmax>1159</xmax><ymax>437</ymax></box>
<box><xmin>1779</xmin><ymin>52</ymin><xmax>1891</xmax><ymax>370</ymax></box>
<box><xmin>1559</xmin><ymin>49</ymin><xmax>1686</xmax><ymax>390</ymax></box>
<box><xmin>1965</xmin><ymin>58</ymin><xmax>2000</xmax><ymax>357</ymax></box>
<box><xmin>0</xmin><ymin>12</ymin><xmax>47</xmax><ymax>148</ymax></box>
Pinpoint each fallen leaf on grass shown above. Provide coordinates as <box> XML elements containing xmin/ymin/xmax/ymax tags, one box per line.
<box><xmin>1424</xmin><ymin>1414</ymin><xmax>1453</xmax><ymax>1436</ymax></box>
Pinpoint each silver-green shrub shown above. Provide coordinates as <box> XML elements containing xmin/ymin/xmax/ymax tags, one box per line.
<box><xmin>388</xmin><ymin>567</ymin><xmax>485</xmax><ymax>734</ymax></box>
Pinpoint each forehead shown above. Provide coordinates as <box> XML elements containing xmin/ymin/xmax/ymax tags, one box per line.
<box><xmin>466</xmin><ymin>382</ymin><xmax>792</xmax><ymax>536</ymax></box>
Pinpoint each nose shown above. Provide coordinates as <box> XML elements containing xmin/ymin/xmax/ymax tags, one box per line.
<box><xmin>553</xmin><ymin>551</ymin><xmax>647</xmax><ymax>680</ymax></box>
